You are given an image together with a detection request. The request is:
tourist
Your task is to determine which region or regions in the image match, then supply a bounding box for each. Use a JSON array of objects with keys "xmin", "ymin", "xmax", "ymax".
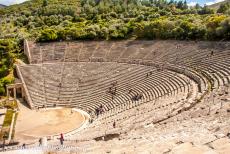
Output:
[
  {"xmin": 2, "ymin": 139, "xmax": 5, "ymax": 151},
  {"xmin": 60, "ymin": 133, "xmax": 64, "ymax": 145},
  {"xmin": 139, "ymin": 94, "xmax": 143, "ymax": 100},
  {"xmin": 128, "ymin": 89, "xmax": 132, "ymax": 94},
  {"xmin": 39, "ymin": 138, "xmax": 42, "ymax": 146},
  {"xmin": 22, "ymin": 143, "xmax": 26, "ymax": 149},
  {"xmin": 113, "ymin": 121, "xmax": 116, "ymax": 128},
  {"xmin": 211, "ymin": 50, "xmax": 214, "ymax": 56},
  {"xmin": 95, "ymin": 108, "xmax": 99, "ymax": 117},
  {"xmin": 99, "ymin": 105, "xmax": 104, "ymax": 114}
]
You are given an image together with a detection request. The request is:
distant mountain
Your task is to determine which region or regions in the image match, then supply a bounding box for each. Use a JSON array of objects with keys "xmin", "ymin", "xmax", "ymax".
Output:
[
  {"xmin": 0, "ymin": 4, "xmax": 6, "ymax": 8},
  {"xmin": 208, "ymin": 0, "xmax": 230, "ymax": 9},
  {"xmin": 0, "ymin": 0, "xmax": 80, "ymax": 15}
]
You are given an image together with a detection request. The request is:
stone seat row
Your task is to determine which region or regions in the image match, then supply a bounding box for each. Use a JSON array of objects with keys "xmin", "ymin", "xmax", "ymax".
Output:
[{"xmin": 19, "ymin": 63, "xmax": 191, "ymax": 113}]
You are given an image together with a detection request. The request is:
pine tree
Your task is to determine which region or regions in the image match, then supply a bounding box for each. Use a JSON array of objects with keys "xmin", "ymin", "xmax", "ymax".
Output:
[{"xmin": 43, "ymin": 0, "xmax": 48, "ymax": 7}]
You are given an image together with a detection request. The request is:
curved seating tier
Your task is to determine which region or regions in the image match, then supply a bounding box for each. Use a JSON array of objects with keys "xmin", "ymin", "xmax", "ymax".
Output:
[
  {"xmin": 19, "ymin": 62, "xmax": 191, "ymax": 113},
  {"xmin": 16, "ymin": 40, "xmax": 230, "ymax": 144},
  {"xmin": 5, "ymin": 40, "xmax": 230, "ymax": 153},
  {"xmin": 27, "ymin": 40, "xmax": 230, "ymax": 91}
]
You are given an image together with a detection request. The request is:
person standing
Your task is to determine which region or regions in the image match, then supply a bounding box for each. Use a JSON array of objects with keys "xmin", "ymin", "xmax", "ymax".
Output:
[
  {"xmin": 60, "ymin": 133, "xmax": 64, "ymax": 145},
  {"xmin": 39, "ymin": 138, "xmax": 42, "ymax": 146},
  {"xmin": 113, "ymin": 121, "xmax": 116, "ymax": 128},
  {"xmin": 22, "ymin": 143, "xmax": 26, "ymax": 149}
]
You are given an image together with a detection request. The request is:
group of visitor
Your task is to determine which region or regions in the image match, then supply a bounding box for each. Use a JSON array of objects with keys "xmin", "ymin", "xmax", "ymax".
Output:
[
  {"xmin": 95, "ymin": 104, "xmax": 104, "ymax": 117},
  {"xmin": 146, "ymin": 71, "xmax": 153, "ymax": 78},
  {"xmin": 39, "ymin": 133, "xmax": 64, "ymax": 146},
  {"xmin": 132, "ymin": 93, "xmax": 143, "ymax": 101}
]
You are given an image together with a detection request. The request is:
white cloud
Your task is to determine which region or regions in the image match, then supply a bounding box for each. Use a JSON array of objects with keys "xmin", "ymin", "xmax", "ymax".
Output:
[
  {"xmin": 0, "ymin": 0, "xmax": 28, "ymax": 6},
  {"xmin": 206, "ymin": 0, "xmax": 225, "ymax": 6},
  {"xmin": 188, "ymin": 2, "xmax": 197, "ymax": 7},
  {"xmin": 206, "ymin": 2, "xmax": 215, "ymax": 5}
]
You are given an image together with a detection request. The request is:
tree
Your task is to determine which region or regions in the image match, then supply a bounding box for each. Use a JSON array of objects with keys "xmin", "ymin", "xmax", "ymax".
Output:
[
  {"xmin": 206, "ymin": 15, "xmax": 227, "ymax": 39},
  {"xmin": 198, "ymin": 5, "xmax": 214, "ymax": 14},
  {"xmin": 195, "ymin": 3, "xmax": 201, "ymax": 10},
  {"xmin": 216, "ymin": 17, "xmax": 230, "ymax": 39},
  {"xmin": 217, "ymin": 3, "xmax": 230, "ymax": 14},
  {"xmin": 183, "ymin": 1, "xmax": 188, "ymax": 10},
  {"xmin": 176, "ymin": 1, "xmax": 184, "ymax": 9},
  {"xmin": 38, "ymin": 29, "xmax": 58, "ymax": 42},
  {"xmin": 42, "ymin": 0, "xmax": 48, "ymax": 7}
]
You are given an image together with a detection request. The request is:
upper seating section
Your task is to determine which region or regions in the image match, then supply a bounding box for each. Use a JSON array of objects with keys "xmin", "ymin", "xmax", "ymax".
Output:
[
  {"xmin": 26, "ymin": 40, "xmax": 230, "ymax": 91},
  {"xmin": 27, "ymin": 41, "xmax": 230, "ymax": 64}
]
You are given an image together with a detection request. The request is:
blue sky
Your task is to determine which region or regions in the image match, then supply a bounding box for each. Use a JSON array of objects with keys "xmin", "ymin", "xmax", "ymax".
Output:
[
  {"xmin": 0, "ymin": 0, "xmax": 226, "ymax": 6},
  {"xmin": 187, "ymin": 0, "xmax": 225, "ymax": 6}
]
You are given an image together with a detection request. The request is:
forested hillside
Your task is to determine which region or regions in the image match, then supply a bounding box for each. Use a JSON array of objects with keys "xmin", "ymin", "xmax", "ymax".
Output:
[
  {"xmin": 0, "ymin": 0, "xmax": 230, "ymax": 41},
  {"xmin": 0, "ymin": 39, "xmax": 22, "ymax": 95},
  {"xmin": 0, "ymin": 0, "xmax": 230, "ymax": 96}
]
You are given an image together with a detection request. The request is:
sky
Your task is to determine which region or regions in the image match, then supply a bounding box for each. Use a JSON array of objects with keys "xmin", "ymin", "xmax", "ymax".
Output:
[
  {"xmin": 187, "ymin": 0, "xmax": 225, "ymax": 6},
  {"xmin": 0, "ymin": 0, "xmax": 28, "ymax": 6},
  {"xmin": 0, "ymin": 0, "xmax": 226, "ymax": 6}
]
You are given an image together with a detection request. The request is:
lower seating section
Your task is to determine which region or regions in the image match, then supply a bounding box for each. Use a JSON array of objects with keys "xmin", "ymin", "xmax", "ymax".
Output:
[
  {"xmin": 71, "ymin": 87, "xmax": 197, "ymax": 140},
  {"xmin": 19, "ymin": 62, "xmax": 191, "ymax": 113}
]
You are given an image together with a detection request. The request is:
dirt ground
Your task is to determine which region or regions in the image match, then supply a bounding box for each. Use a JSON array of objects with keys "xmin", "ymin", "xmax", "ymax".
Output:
[{"xmin": 15, "ymin": 104, "xmax": 85, "ymax": 142}]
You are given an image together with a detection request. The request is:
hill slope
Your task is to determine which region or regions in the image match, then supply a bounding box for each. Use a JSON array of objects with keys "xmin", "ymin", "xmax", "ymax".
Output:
[
  {"xmin": 0, "ymin": 0, "xmax": 80, "ymax": 15},
  {"xmin": 208, "ymin": 0, "xmax": 230, "ymax": 9},
  {"xmin": 0, "ymin": 0, "xmax": 229, "ymax": 41},
  {"xmin": 0, "ymin": 4, "xmax": 6, "ymax": 8}
]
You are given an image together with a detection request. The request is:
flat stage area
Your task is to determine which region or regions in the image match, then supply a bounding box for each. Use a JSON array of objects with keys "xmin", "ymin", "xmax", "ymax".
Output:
[{"xmin": 15, "ymin": 104, "xmax": 85, "ymax": 142}]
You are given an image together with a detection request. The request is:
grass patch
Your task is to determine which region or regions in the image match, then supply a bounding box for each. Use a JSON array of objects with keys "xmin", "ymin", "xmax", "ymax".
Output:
[
  {"xmin": 0, "ymin": 109, "xmax": 15, "ymax": 141},
  {"xmin": 0, "ymin": 101, "xmax": 18, "ymax": 141},
  {"xmin": 11, "ymin": 112, "xmax": 18, "ymax": 139},
  {"xmin": 0, "ymin": 101, "xmax": 18, "ymax": 109},
  {"xmin": 2, "ymin": 109, "xmax": 14, "ymax": 127}
]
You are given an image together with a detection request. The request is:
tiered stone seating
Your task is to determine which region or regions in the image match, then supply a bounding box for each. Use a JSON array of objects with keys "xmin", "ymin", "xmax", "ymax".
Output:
[
  {"xmin": 26, "ymin": 41, "xmax": 230, "ymax": 91},
  {"xmin": 28, "ymin": 43, "xmax": 41, "ymax": 63},
  {"xmin": 79, "ymin": 42, "xmax": 97, "ymax": 62},
  {"xmin": 65, "ymin": 42, "xmax": 82, "ymax": 62},
  {"xmin": 92, "ymin": 41, "xmax": 113, "ymax": 59},
  {"xmin": 22, "ymin": 40, "xmax": 230, "ymax": 118},
  {"xmin": 70, "ymin": 86, "xmax": 197, "ymax": 141},
  {"xmin": 19, "ymin": 62, "xmax": 191, "ymax": 113},
  {"xmin": 13, "ymin": 40, "xmax": 230, "ymax": 153},
  {"xmin": 41, "ymin": 43, "xmax": 55, "ymax": 62}
]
